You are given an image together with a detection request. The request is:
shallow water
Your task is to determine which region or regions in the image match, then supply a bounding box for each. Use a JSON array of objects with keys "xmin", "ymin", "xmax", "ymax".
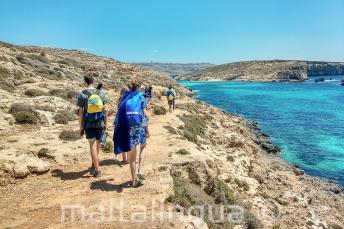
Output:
[{"xmin": 181, "ymin": 76, "xmax": 344, "ymax": 185}]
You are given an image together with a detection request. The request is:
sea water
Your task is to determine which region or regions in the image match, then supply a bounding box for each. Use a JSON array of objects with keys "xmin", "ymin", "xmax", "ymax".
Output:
[{"xmin": 181, "ymin": 75, "xmax": 344, "ymax": 186}]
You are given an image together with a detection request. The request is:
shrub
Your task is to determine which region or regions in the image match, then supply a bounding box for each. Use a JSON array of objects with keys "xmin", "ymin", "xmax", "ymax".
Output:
[
  {"xmin": 175, "ymin": 149, "xmax": 190, "ymax": 155},
  {"xmin": 180, "ymin": 114, "xmax": 206, "ymax": 144},
  {"xmin": 57, "ymin": 109, "xmax": 78, "ymax": 121},
  {"xmin": 10, "ymin": 103, "xmax": 41, "ymax": 124},
  {"xmin": 28, "ymin": 54, "xmax": 49, "ymax": 64},
  {"xmin": 10, "ymin": 103, "xmax": 34, "ymax": 114},
  {"xmin": 243, "ymin": 211, "xmax": 263, "ymax": 229},
  {"xmin": 59, "ymin": 130, "xmax": 80, "ymax": 141},
  {"xmin": 49, "ymin": 88, "xmax": 78, "ymax": 103},
  {"xmin": 34, "ymin": 105, "xmax": 55, "ymax": 112},
  {"xmin": 234, "ymin": 178, "xmax": 250, "ymax": 191},
  {"xmin": 0, "ymin": 79, "xmax": 14, "ymax": 93},
  {"xmin": 163, "ymin": 125, "xmax": 178, "ymax": 135},
  {"xmin": 54, "ymin": 113, "xmax": 68, "ymax": 124},
  {"xmin": 24, "ymin": 88, "xmax": 48, "ymax": 97},
  {"xmin": 13, "ymin": 111, "xmax": 38, "ymax": 124},
  {"xmin": 103, "ymin": 141, "xmax": 113, "ymax": 153},
  {"xmin": 0, "ymin": 65, "xmax": 11, "ymax": 78},
  {"xmin": 16, "ymin": 55, "xmax": 32, "ymax": 65},
  {"xmin": 153, "ymin": 106, "xmax": 166, "ymax": 115}
]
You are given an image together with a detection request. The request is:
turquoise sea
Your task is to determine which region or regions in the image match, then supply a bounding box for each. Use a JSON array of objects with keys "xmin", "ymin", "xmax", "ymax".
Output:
[{"xmin": 181, "ymin": 75, "xmax": 344, "ymax": 186}]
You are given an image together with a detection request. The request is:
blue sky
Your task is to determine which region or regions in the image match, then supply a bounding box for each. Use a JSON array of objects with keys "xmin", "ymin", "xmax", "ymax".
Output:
[{"xmin": 0, "ymin": 0, "xmax": 343, "ymax": 64}]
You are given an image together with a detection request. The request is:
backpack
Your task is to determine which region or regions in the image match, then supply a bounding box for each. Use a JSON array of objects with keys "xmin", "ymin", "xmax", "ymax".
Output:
[
  {"xmin": 83, "ymin": 89, "xmax": 104, "ymax": 122},
  {"xmin": 125, "ymin": 92, "xmax": 144, "ymax": 126},
  {"xmin": 167, "ymin": 90, "xmax": 175, "ymax": 101}
]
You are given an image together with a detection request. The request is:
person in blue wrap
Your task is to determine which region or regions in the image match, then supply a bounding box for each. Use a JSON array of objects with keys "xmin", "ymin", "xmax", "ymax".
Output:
[{"xmin": 113, "ymin": 79, "xmax": 149, "ymax": 187}]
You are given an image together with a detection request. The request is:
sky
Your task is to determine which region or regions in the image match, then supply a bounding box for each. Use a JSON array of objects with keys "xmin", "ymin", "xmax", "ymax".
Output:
[{"xmin": 0, "ymin": 0, "xmax": 343, "ymax": 64}]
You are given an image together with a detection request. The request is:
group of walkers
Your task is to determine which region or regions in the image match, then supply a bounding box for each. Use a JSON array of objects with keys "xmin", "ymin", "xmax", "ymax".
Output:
[{"xmin": 77, "ymin": 74, "xmax": 177, "ymax": 187}]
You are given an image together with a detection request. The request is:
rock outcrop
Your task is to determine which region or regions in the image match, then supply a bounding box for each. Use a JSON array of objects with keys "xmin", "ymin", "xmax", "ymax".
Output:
[{"xmin": 177, "ymin": 60, "xmax": 344, "ymax": 82}]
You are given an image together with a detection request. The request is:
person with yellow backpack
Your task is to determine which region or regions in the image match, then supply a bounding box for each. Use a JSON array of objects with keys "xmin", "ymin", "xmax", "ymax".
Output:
[
  {"xmin": 166, "ymin": 85, "xmax": 176, "ymax": 113},
  {"xmin": 77, "ymin": 74, "xmax": 108, "ymax": 178}
]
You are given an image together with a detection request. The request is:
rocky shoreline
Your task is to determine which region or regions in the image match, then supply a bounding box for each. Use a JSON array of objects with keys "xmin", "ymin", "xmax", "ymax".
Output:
[{"xmin": 177, "ymin": 60, "xmax": 344, "ymax": 82}]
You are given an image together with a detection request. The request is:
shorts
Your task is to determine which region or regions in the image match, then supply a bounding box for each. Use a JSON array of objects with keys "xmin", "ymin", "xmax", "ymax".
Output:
[
  {"xmin": 129, "ymin": 125, "xmax": 146, "ymax": 149},
  {"xmin": 168, "ymin": 100, "xmax": 174, "ymax": 106},
  {"xmin": 85, "ymin": 128, "xmax": 104, "ymax": 140}
]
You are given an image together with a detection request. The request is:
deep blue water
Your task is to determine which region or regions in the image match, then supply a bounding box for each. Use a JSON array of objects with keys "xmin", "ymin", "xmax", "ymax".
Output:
[{"xmin": 181, "ymin": 76, "xmax": 344, "ymax": 186}]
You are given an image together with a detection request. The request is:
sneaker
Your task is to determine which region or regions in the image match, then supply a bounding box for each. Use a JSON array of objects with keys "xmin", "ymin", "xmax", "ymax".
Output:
[
  {"xmin": 89, "ymin": 165, "xmax": 96, "ymax": 176},
  {"xmin": 137, "ymin": 173, "xmax": 145, "ymax": 181},
  {"xmin": 93, "ymin": 170, "xmax": 102, "ymax": 178}
]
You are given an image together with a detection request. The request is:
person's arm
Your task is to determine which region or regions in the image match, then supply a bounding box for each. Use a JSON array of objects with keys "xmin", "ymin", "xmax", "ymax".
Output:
[
  {"xmin": 103, "ymin": 104, "xmax": 108, "ymax": 132},
  {"xmin": 78, "ymin": 107, "xmax": 84, "ymax": 136},
  {"xmin": 77, "ymin": 94, "xmax": 85, "ymax": 136}
]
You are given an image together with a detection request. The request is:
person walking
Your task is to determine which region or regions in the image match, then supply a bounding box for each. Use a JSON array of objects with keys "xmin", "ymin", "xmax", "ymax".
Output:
[
  {"xmin": 166, "ymin": 85, "xmax": 176, "ymax": 112},
  {"xmin": 113, "ymin": 79, "xmax": 149, "ymax": 187},
  {"xmin": 116, "ymin": 86, "xmax": 130, "ymax": 163},
  {"xmin": 78, "ymin": 74, "xmax": 108, "ymax": 178}
]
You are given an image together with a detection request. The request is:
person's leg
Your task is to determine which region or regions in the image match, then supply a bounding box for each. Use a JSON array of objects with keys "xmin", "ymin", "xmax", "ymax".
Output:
[
  {"xmin": 137, "ymin": 144, "xmax": 146, "ymax": 177},
  {"xmin": 129, "ymin": 146, "xmax": 138, "ymax": 186},
  {"xmin": 89, "ymin": 139, "xmax": 100, "ymax": 171},
  {"xmin": 96, "ymin": 139, "xmax": 100, "ymax": 165},
  {"xmin": 122, "ymin": 152, "xmax": 128, "ymax": 162},
  {"xmin": 172, "ymin": 99, "xmax": 175, "ymax": 111}
]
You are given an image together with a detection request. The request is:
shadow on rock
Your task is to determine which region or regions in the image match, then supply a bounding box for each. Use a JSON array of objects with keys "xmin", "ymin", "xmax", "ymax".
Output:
[
  {"xmin": 90, "ymin": 179, "xmax": 133, "ymax": 192},
  {"xmin": 51, "ymin": 168, "xmax": 91, "ymax": 181}
]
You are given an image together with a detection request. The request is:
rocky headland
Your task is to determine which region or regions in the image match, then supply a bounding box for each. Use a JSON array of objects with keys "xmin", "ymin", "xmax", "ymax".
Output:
[
  {"xmin": 177, "ymin": 60, "xmax": 344, "ymax": 82},
  {"xmin": 0, "ymin": 42, "xmax": 343, "ymax": 228}
]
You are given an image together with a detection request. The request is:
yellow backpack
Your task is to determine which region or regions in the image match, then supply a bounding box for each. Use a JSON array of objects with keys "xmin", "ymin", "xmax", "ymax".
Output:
[
  {"xmin": 83, "ymin": 90, "xmax": 104, "ymax": 113},
  {"xmin": 168, "ymin": 94, "xmax": 174, "ymax": 101}
]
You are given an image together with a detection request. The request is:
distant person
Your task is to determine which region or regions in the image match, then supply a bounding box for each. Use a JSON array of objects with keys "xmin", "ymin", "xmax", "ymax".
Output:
[
  {"xmin": 144, "ymin": 84, "xmax": 153, "ymax": 107},
  {"xmin": 166, "ymin": 85, "xmax": 176, "ymax": 112},
  {"xmin": 113, "ymin": 79, "xmax": 149, "ymax": 187},
  {"xmin": 78, "ymin": 74, "xmax": 108, "ymax": 178}
]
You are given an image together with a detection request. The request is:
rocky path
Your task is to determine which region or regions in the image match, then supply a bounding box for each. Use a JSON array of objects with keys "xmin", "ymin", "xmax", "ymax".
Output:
[{"xmin": 0, "ymin": 109, "xmax": 197, "ymax": 229}]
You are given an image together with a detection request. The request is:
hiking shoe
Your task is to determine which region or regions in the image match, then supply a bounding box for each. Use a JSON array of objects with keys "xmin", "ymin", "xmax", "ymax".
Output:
[
  {"xmin": 89, "ymin": 165, "xmax": 96, "ymax": 176},
  {"xmin": 137, "ymin": 173, "xmax": 145, "ymax": 181},
  {"xmin": 93, "ymin": 170, "xmax": 102, "ymax": 178}
]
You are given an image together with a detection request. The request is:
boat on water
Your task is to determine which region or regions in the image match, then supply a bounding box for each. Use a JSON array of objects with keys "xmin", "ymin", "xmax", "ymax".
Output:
[{"xmin": 315, "ymin": 78, "xmax": 325, "ymax": 83}]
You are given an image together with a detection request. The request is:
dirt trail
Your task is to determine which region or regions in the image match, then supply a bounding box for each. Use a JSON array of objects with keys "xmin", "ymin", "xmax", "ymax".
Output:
[{"xmin": 0, "ymin": 109, "xmax": 195, "ymax": 229}]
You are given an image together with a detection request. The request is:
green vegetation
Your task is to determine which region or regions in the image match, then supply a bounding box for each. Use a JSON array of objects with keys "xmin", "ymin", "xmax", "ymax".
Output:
[
  {"xmin": 59, "ymin": 130, "xmax": 80, "ymax": 141},
  {"xmin": 153, "ymin": 106, "xmax": 166, "ymax": 115},
  {"xmin": 49, "ymin": 88, "xmax": 78, "ymax": 103},
  {"xmin": 57, "ymin": 109, "xmax": 78, "ymax": 121},
  {"xmin": 53, "ymin": 113, "xmax": 68, "ymax": 124},
  {"xmin": 27, "ymin": 53, "xmax": 49, "ymax": 64},
  {"xmin": 0, "ymin": 79, "xmax": 14, "ymax": 93},
  {"xmin": 227, "ymin": 136, "xmax": 245, "ymax": 148},
  {"xmin": 16, "ymin": 54, "xmax": 32, "ymax": 65},
  {"xmin": 234, "ymin": 178, "xmax": 250, "ymax": 191},
  {"xmin": 167, "ymin": 175, "xmax": 262, "ymax": 228},
  {"xmin": 175, "ymin": 149, "xmax": 190, "ymax": 155},
  {"xmin": 34, "ymin": 105, "xmax": 55, "ymax": 112},
  {"xmin": 10, "ymin": 103, "xmax": 40, "ymax": 124},
  {"xmin": 0, "ymin": 65, "xmax": 11, "ymax": 78},
  {"xmin": 103, "ymin": 141, "xmax": 114, "ymax": 153},
  {"xmin": 14, "ymin": 111, "xmax": 38, "ymax": 124},
  {"xmin": 24, "ymin": 88, "xmax": 48, "ymax": 97},
  {"xmin": 180, "ymin": 114, "xmax": 207, "ymax": 144},
  {"xmin": 163, "ymin": 125, "xmax": 178, "ymax": 135}
]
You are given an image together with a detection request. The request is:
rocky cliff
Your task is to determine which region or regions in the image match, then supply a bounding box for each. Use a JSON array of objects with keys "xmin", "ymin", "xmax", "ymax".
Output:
[
  {"xmin": 0, "ymin": 42, "xmax": 343, "ymax": 228},
  {"xmin": 133, "ymin": 62, "xmax": 214, "ymax": 77},
  {"xmin": 177, "ymin": 60, "xmax": 344, "ymax": 82}
]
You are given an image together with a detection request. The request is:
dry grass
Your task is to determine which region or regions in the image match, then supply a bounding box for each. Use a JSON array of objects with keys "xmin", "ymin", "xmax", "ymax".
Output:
[
  {"xmin": 59, "ymin": 130, "xmax": 80, "ymax": 141},
  {"xmin": 24, "ymin": 89, "xmax": 48, "ymax": 97}
]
